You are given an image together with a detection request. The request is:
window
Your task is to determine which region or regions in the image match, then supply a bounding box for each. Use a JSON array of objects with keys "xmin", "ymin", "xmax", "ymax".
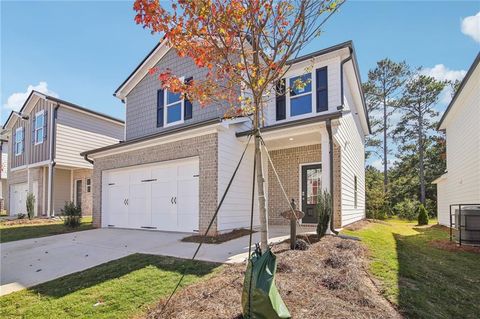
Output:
[
  {"xmin": 34, "ymin": 110, "xmax": 45, "ymax": 144},
  {"xmin": 86, "ymin": 178, "xmax": 91, "ymax": 193},
  {"xmin": 354, "ymin": 175, "xmax": 358, "ymax": 209},
  {"xmin": 289, "ymin": 73, "xmax": 312, "ymax": 117},
  {"xmin": 15, "ymin": 127, "xmax": 24, "ymax": 156},
  {"xmin": 316, "ymin": 67, "xmax": 328, "ymax": 112},
  {"xmin": 166, "ymin": 90, "xmax": 183, "ymax": 125}
]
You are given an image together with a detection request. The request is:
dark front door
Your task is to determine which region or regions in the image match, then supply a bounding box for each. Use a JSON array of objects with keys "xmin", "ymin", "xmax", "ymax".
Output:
[
  {"xmin": 75, "ymin": 180, "xmax": 82, "ymax": 209},
  {"xmin": 301, "ymin": 164, "xmax": 322, "ymax": 224}
]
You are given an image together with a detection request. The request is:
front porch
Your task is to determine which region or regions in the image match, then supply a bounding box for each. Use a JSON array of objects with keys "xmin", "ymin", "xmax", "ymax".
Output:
[{"xmin": 258, "ymin": 122, "xmax": 342, "ymax": 229}]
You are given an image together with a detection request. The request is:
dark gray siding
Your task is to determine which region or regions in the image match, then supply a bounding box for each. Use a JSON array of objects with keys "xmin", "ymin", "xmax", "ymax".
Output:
[{"xmin": 125, "ymin": 49, "xmax": 229, "ymax": 140}]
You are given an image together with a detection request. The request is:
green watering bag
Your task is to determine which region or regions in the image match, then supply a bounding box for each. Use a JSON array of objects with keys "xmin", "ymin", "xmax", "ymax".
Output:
[{"xmin": 242, "ymin": 247, "xmax": 291, "ymax": 319}]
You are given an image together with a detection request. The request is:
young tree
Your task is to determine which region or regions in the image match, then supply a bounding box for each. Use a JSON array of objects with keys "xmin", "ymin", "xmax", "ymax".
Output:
[
  {"xmin": 133, "ymin": 0, "xmax": 343, "ymax": 251},
  {"xmin": 363, "ymin": 59, "xmax": 410, "ymax": 195},
  {"xmin": 394, "ymin": 74, "xmax": 446, "ymax": 204}
]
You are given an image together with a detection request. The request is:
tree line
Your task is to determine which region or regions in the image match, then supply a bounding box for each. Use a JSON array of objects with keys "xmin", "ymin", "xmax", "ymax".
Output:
[{"xmin": 363, "ymin": 59, "xmax": 455, "ymax": 220}]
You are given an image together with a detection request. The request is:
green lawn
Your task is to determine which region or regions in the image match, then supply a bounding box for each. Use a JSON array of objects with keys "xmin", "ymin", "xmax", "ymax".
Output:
[
  {"xmin": 0, "ymin": 217, "xmax": 93, "ymax": 243},
  {"xmin": 343, "ymin": 219, "xmax": 480, "ymax": 319},
  {"xmin": 0, "ymin": 254, "xmax": 220, "ymax": 319}
]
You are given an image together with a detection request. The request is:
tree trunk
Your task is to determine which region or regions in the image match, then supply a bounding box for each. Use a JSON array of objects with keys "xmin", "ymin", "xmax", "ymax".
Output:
[
  {"xmin": 418, "ymin": 112, "xmax": 426, "ymax": 204},
  {"xmin": 382, "ymin": 87, "xmax": 388, "ymax": 195},
  {"xmin": 254, "ymin": 134, "xmax": 269, "ymax": 251}
]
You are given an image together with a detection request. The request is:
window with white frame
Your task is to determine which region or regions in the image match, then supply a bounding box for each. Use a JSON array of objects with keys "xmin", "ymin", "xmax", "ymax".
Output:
[
  {"xmin": 15, "ymin": 127, "xmax": 24, "ymax": 156},
  {"xmin": 289, "ymin": 73, "xmax": 312, "ymax": 117},
  {"xmin": 34, "ymin": 110, "xmax": 45, "ymax": 144},
  {"xmin": 86, "ymin": 178, "xmax": 91, "ymax": 193},
  {"xmin": 165, "ymin": 90, "xmax": 184, "ymax": 125}
]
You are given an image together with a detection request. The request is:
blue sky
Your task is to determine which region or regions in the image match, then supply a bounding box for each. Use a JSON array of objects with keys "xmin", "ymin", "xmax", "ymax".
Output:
[{"xmin": 1, "ymin": 1, "xmax": 479, "ymax": 166}]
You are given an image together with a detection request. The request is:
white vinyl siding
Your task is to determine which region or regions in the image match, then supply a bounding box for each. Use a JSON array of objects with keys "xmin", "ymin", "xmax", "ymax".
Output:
[
  {"xmin": 437, "ymin": 65, "xmax": 480, "ymax": 226},
  {"xmin": 217, "ymin": 123, "xmax": 259, "ymax": 232}
]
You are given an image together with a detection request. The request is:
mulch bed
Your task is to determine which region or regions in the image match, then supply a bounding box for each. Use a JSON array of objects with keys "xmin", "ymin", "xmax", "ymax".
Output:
[
  {"xmin": 146, "ymin": 236, "xmax": 400, "ymax": 319},
  {"xmin": 430, "ymin": 239, "xmax": 480, "ymax": 254},
  {"xmin": 181, "ymin": 228, "xmax": 255, "ymax": 244},
  {"xmin": 0, "ymin": 217, "xmax": 63, "ymax": 226}
]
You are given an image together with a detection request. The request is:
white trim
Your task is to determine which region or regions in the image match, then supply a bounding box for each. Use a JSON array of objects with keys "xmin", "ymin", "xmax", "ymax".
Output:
[
  {"xmin": 86, "ymin": 178, "xmax": 92, "ymax": 193},
  {"xmin": 164, "ymin": 83, "xmax": 185, "ymax": 127},
  {"xmin": 73, "ymin": 178, "xmax": 82, "ymax": 206},
  {"xmin": 115, "ymin": 39, "xmax": 170, "ymax": 100},
  {"xmin": 14, "ymin": 127, "xmax": 24, "ymax": 156},
  {"xmin": 298, "ymin": 161, "xmax": 322, "ymax": 221},
  {"xmin": 34, "ymin": 110, "xmax": 45, "ymax": 145}
]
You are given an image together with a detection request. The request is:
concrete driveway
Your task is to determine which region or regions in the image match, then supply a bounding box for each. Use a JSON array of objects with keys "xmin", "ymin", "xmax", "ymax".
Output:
[{"xmin": 0, "ymin": 226, "xmax": 301, "ymax": 296}]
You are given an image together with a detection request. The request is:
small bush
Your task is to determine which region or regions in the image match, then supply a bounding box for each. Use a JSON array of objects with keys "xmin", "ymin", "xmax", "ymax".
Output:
[
  {"xmin": 26, "ymin": 193, "xmax": 35, "ymax": 220},
  {"xmin": 61, "ymin": 201, "xmax": 82, "ymax": 228},
  {"xmin": 316, "ymin": 190, "xmax": 332, "ymax": 239},
  {"xmin": 17, "ymin": 213, "xmax": 26, "ymax": 219},
  {"xmin": 393, "ymin": 198, "xmax": 420, "ymax": 220},
  {"xmin": 417, "ymin": 204, "xmax": 429, "ymax": 226}
]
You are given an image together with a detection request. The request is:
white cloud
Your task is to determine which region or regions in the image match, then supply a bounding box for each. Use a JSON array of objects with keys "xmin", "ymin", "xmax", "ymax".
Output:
[
  {"xmin": 421, "ymin": 64, "xmax": 467, "ymax": 82},
  {"xmin": 461, "ymin": 12, "xmax": 480, "ymax": 42},
  {"xmin": 3, "ymin": 82, "xmax": 58, "ymax": 112}
]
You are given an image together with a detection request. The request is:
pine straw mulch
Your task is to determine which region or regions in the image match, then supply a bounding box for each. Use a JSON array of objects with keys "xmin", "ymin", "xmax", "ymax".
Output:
[
  {"xmin": 0, "ymin": 217, "xmax": 63, "ymax": 226},
  {"xmin": 181, "ymin": 228, "xmax": 255, "ymax": 244},
  {"xmin": 430, "ymin": 239, "xmax": 480, "ymax": 254},
  {"xmin": 146, "ymin": 236, "xmax": 401, "ymax": 319}
]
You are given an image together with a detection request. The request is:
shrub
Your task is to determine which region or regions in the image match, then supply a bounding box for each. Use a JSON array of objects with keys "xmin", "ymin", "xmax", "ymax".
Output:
[
  {"xmin": 417, "ymin": 204, "xmax": 429, "ymax": 226},
  {"xmin": 316, "ymin": 190, "xmax": 332, "ymax": 239},
  {"xmin": 61, "ymin": 201, "xmax": 82, "ymax": 228},
  {"xmin": 17, "ymin": 213, "xmax": 26, "ymax": 219},
  {"xmin": 393, "ymin": 198, "xmax": 420, "ymax": 220},
  {"xmin": 26, "ymin": 193, "xmax": 35, "ymax": 220}
]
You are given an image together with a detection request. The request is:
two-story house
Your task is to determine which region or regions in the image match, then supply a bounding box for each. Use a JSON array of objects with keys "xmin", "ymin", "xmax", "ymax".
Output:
[
  {"xmin": 433, "ymin": 53, "xmax": 480, "ymax": 226},
  {"xmin": 83, "ymin": 40, "xmax": 370, "ymax": 235},
  {"xmin": 2, "ymin": 91, "xmax": 124, "ymax": 217}
]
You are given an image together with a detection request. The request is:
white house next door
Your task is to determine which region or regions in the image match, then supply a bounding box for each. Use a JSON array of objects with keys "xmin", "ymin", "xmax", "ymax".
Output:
[{"xmin": 102, "ymin": 158, "xmax": 199, "ymax": 233}]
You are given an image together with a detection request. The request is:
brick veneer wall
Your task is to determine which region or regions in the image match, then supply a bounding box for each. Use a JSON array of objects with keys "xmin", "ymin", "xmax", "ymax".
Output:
[
  {"xmin": 72, "ymin": 169, "xmax": 93, "ymax": 216},
  {"xmin": 267, "ymin": 143, "xmax": 342, "ymax": 228},
  {"xmin": 92, "ymin": 133, "xmax": 218, "ymax": 235}
]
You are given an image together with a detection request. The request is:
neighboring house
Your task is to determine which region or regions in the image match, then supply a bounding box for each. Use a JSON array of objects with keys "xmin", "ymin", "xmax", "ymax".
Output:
[
  {"xmin": 0, "ymin": 140, "xmax": 7, "ymax": 212},
  {"xmin": 433, "ymin": 53, "xmax": 480, "ymax": 226},
  {"xmin": 2, "ymin": 91, "xmax": 124, "ymax": 217},
  {"xmin": 83, "ymin": 40, "xmax": 370, "ymax": 235}
]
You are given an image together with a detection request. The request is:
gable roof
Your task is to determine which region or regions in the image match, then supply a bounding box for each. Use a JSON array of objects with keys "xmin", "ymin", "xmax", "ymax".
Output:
[
  {"xmin": 437, "ymin": 52, "xmax": 480, "ymax": 131},
  {"xmin": 114, "ymin": 40, "xmax": 370, "ymax": 131},
  {"xmin": 3, "ymin": 90, "xmax": 124, "ymax": 130}
]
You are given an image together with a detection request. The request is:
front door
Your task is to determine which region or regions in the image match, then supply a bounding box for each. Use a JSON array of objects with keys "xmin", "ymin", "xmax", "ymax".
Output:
[
  {"xmin": 75, "ymin": 180, "xmax": 83, "ymax": 209},
  {"xmin": 301, "ymin": 164, "xmax": 322, "ymax": 224}
]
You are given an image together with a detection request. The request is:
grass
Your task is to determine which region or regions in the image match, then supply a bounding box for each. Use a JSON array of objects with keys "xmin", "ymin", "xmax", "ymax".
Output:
[
  {"xmin": 0, "ymin": 253, "xmax": 220, "ymax": 319},
  {"xmin": 343, "ymin": 218, "xmax": 480, "ymax": 319},
  {"xmin": 0, "ymin": 217, "xmax": 93, "ymax": 243}
]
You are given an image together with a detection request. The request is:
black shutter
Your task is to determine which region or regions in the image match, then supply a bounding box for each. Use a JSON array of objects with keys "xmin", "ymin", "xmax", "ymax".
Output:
[
  {"xmin": 12, "ymin": 130, "xmax": 16, "ymax": 154},
  {"xmin": 275, "ymin": 79, "xmax": 286, "ymax": 121},
  {"xmin": 157, "ymin": 89, "xmax": 164, "ymax": 127},
  {"xmin": 22, "ymin": 127, "xmax": 25, "ymax": 153},
  {"xmin": 43, "ymin": 110, "xmax": 48, "ymax": 141},
  {"xmin": 32, "ymin": 116, "xmax": 36, "ymax": 145},
  {"xmin": 184, "ymin": 77, "xmax": 193, "ymax": 120},
  {"xmin": 316, "ymin": 67, "xmax": 328, "ymax": 112}
]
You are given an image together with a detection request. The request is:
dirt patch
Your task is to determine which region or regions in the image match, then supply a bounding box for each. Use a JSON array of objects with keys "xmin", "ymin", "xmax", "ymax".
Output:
[
  {"xmin": 0, "ymin": 217, "xmax": 63, "ymax": 227},
  {"xmin": 430, "ymin": 239, "xmax": 480, "ymax": 254},
  {"xmin": 343, "ymin": 219, "xmax": 384, "ymax": 231},
  {"xmin": 181, "ymin": 229, "xmax": 255, "ymax": 244},
  {"xmin": 146, "ymin": 236, "xmax": 400, "ymax": 319}
]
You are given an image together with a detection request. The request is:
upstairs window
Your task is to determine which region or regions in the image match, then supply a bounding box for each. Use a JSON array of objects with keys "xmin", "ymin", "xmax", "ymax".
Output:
[
  {"xmin": 289, "ymin": 73, "xmax": 312, "ymax": 117},
  {"xmin": 316, "ymin": 67, "xmax": 328, "ymax": 112},
  {"xmin": 15, "ymin": 127, "xmax": 24, "ymax": 156},
  {"xmin": 165, "ymin": 90, "xmax": 183, "ymax": 125},
  {"xmin": 34, "ymin": 110, "xmax": 45, "ymax": 144}
]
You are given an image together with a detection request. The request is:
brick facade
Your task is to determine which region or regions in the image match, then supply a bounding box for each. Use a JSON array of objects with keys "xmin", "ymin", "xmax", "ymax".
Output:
[
  {"xmin": 267, "ymin": 143, "xmax": 342, "ymax": 228},
  {"xmin": 72, "ymin": 169, "xmax": 93, "ymax": 216},
  {"xmin": 92, "ymin": 133, "xmax": 218, "ymax": 235}
]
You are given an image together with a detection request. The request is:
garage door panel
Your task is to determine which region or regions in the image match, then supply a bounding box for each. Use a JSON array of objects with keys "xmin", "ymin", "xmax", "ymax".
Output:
[
  {"xmin": 10, "ymin": 183, "xmax": 28, "ymax": 216},
  {"xmin": 102, "ymin": 158, "xmax": 199, "ymax": 232}
]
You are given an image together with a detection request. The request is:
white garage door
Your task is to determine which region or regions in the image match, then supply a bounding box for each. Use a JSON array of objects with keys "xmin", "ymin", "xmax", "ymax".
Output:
[
  {"xmin": 102, "ymin": 158, "xmax": 199, "ymax": 232},
  {"xmin": 10, "ymin": 183, "xmax": 28, "ymax": 216}
]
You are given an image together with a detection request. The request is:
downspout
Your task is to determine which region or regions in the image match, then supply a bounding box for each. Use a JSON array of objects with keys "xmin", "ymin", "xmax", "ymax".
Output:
[
  {"xmin": 340, "ymin": 49, "xmax": 353, "ymax": 108},
  {"xmin": 326, "ymin": 119, "xmax": 338, "ymax": 235},
  {"xmin": 47, "ymin": 104, "xmax": 60, "ymax": 216},
  {"xmin": 84, "ymin": 153, "xmax": 93, "ymax": 165}
]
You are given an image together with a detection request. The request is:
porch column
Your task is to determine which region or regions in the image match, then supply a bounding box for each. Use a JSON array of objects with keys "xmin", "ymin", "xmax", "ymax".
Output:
[
  {"xmin": 47, "ymin": 163, "xmax": 54, "ymax": 217},
  {"xmin": 320, "ymin": 128, "xmax": 331, "ymax": 193}
]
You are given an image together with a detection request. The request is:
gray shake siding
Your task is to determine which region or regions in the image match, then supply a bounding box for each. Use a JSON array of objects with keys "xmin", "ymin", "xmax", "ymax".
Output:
[{"xmin": 125, "ymin": 49, "xmax": 228, "ymax": 140}]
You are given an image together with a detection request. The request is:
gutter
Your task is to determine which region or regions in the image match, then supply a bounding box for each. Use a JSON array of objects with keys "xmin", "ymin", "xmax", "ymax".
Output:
[
  {"xmin": 340, "ymin": 52, "xmax": 353, "ymax": 107},
  {"xmin": 326, "ymin": 119, "xmax": 338, "ymax": 235}
]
